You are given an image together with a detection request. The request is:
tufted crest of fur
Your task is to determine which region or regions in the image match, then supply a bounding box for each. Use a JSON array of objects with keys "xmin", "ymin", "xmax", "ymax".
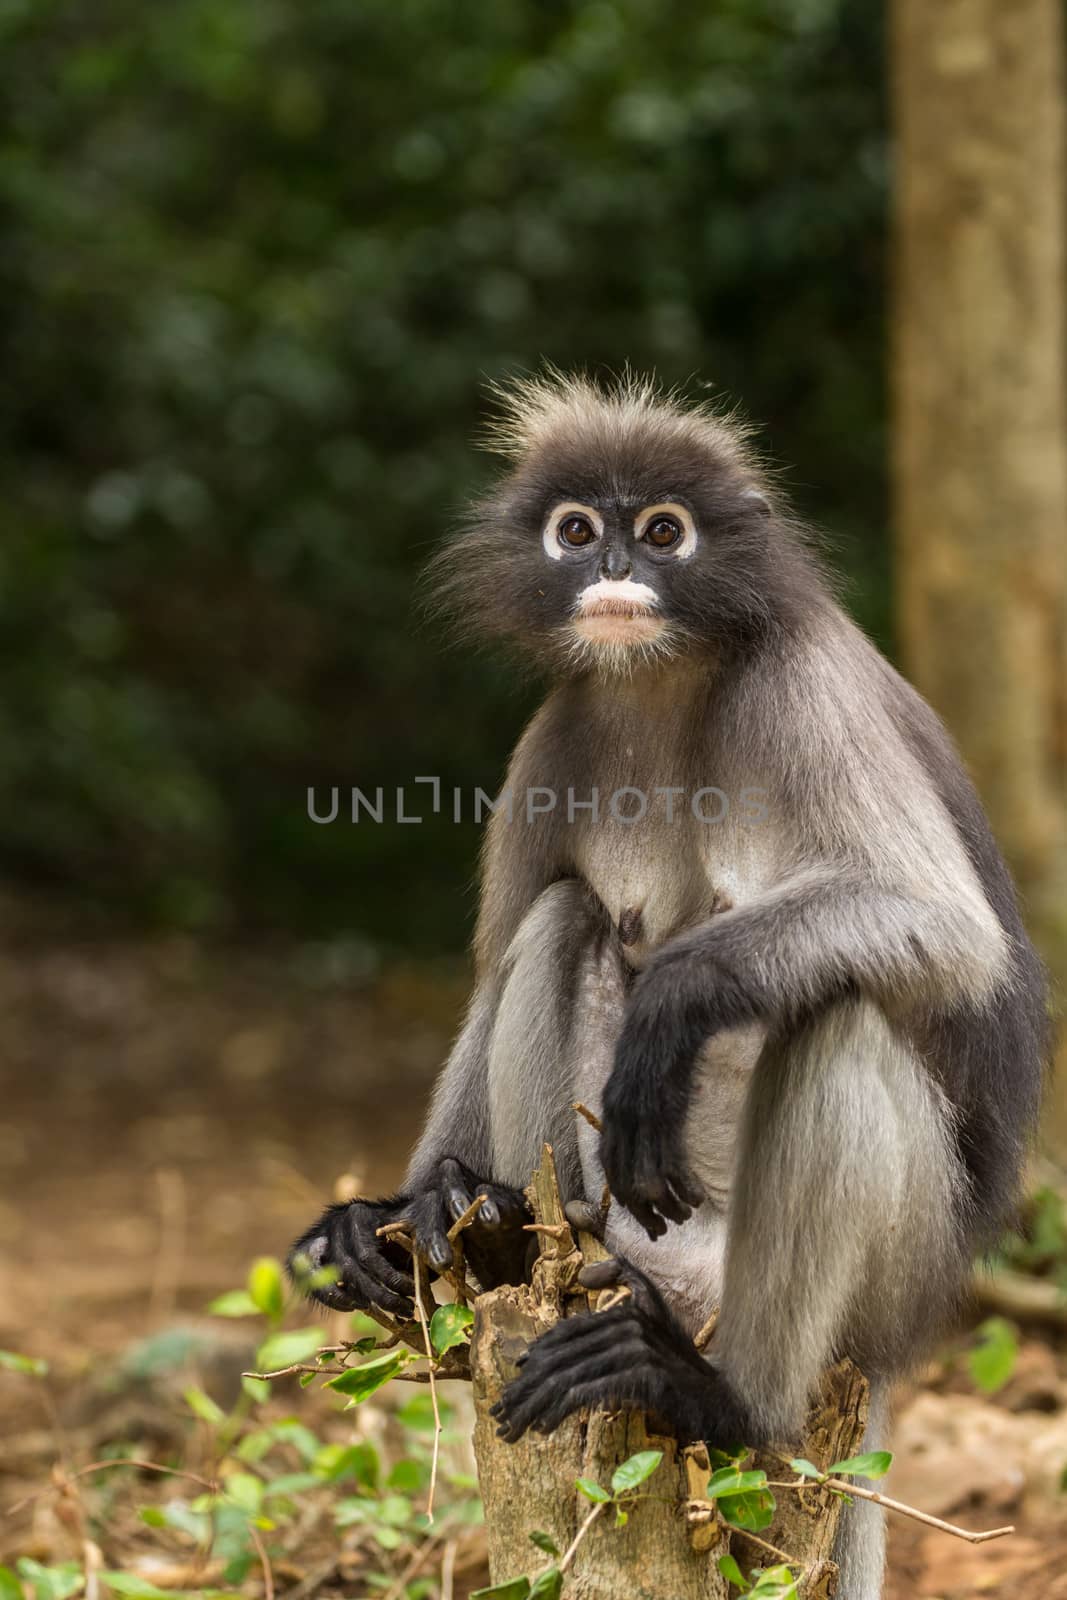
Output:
[{"xmin": 479, "ymin": 366, "xmax": 758, "ymax": 472}]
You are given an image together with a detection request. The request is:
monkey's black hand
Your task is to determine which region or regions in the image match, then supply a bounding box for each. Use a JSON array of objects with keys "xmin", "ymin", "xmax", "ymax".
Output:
[
  {"xmin": 599, "ymin": 944, "xmax": 764, "ymax": 1238},
  {"xmin": 288, "ymin": 1158, "xmax": 531, "ymax": 1318},
  {"xmin": 598, "ymin": 984, "xmax": 707, "ymax": 1239},
  {"xmin": 491, "ymin": 1257, "xmax": 752, "ymax": 1449}
]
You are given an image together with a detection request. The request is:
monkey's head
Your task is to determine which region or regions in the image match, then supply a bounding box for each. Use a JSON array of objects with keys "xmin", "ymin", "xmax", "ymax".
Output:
[{"xmin": 427, "ymin": 370, "xmax": 824, "ymax": 675}]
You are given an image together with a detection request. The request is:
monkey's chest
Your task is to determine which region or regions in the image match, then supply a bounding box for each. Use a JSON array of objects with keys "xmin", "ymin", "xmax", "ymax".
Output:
[{"xmin": 575, "ymin": 807, "xmax": 745, "ymax": 966}]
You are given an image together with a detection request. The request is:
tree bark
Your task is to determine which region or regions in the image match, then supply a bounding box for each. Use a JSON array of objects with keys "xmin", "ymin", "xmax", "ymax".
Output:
[
  {"xmin": 891, "ymin": 0, "xmax": 1067, "ymax": 1139},
  {"xmin": 469, "ymin": 1147, "xmax": 868, "ymax": 1598}
]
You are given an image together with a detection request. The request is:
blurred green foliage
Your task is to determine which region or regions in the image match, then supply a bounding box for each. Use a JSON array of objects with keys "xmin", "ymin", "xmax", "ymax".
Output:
[{"xmin": 0, "ymin": 0, "xmax": 886, "ymax": 953}]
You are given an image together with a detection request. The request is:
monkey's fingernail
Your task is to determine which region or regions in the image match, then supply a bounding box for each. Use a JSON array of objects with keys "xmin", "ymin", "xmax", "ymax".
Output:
[
  {"xmin": 480, "ymin": 1199, "xmax": 500, "ymax": 1225},
  {"xmin": 579, "ymin": 1260, "xmax": 621, "ymax": 1290},
  {"xmin": 447, "ymin": 1187, "xmax": 471, "ymax": 1219}
]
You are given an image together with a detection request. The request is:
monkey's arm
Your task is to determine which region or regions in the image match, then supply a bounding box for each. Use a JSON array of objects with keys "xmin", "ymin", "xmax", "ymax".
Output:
[
  {"xmin": 600, "ymin": 869, "xmax": 1006, "ymax": 1235},
  {"xmin": 289, "ymin": 990, "xmax": 532, "ymax": 1314},
  {"xmin": 291, "ymin": 745, "xmax": 567, "ymax": 1315}
]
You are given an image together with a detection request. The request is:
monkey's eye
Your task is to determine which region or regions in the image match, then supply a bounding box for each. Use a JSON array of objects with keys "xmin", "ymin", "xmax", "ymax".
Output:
[
  {"xmin": 645, "ymin": 516, "xmax": 683, "ymax": 549},
  {"xmin": 558, "ymin": 515, "xmax": 597, "ymax": 549}
]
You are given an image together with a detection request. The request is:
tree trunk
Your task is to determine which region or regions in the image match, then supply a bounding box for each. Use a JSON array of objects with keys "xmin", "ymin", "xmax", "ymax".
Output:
[
  {"xmin": 470, "ymin": 1147, "xmax": 868, "ymax": 1598},
  {"xmin": 891, "ymin": 0, "xmax": 1067, "ymax": 1140}
]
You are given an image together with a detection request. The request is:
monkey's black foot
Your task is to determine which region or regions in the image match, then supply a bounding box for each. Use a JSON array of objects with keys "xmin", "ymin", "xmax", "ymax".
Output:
[
  {"xmin": 288, "ymin": 1158, "xmax": 531, "ymax": 1318},
  {"xmin": 491, "ymin": 1257, "xmax": 751, "ymax": 1449}
]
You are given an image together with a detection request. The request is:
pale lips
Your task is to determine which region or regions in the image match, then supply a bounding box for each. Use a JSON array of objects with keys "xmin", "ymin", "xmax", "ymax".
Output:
[{"xmin": 574, "ymin": 586, "xmax": 663, "ymax": 644}]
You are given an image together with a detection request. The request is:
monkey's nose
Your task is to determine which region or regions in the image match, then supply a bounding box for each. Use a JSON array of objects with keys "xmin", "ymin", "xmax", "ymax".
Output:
[{"xmin": 601, "ymin": 548, "xmax": 632, "ymax": 581}]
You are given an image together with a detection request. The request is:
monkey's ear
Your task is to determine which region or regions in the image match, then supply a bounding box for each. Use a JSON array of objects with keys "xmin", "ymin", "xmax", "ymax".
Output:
[{"xmin": 742, "ymin": 486, "xmax": 773, "ymax": 515}]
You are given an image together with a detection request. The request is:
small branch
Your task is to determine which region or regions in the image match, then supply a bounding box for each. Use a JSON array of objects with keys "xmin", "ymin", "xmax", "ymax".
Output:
[
  {"xmin": 7, "ymin": 1458, "xmax": 219, "ymax": 1519},
  {"xmin": 440, "ymin": 1539, "xmax": 457, "ymax": 1600},
  {"xmin": 571, "ymin": 1100, "xmax": 603, "ymax": 1133},
  {"xmin": 412, "ymin": 1255, "xmax": 443, "ymax": 1522},
  {"xmin": 379, "ymin": 1534, "xmax": 444, "ymax": 1600},
  {"xmin": 820, "ymin": 1479, "xmax": 1014, "ymax": 1544},
  {"xmin": 243, "ymin": 1363, "xmax": 345, "ymax": 1381},
  {"xmin": 247, "ymin": 1519, "xmax": 275, "ymax": 1600},
  {"xmin": 973, "ymin": 1266, "xmax": 1067, "ymax": 1327},
  {"xmin": 693, "ymin": 1309, "xmax": 719, "ymax": 1350},
  {"xmin": 559, "ymin": 1500, "xmax": 606, "ymax": 1573},
  {"xmin": 732, "ymin": 1527, "xmax": 800, "ymax": 1568},
  {"xmin": 523, "ymin": 1223, "xmax": 571, "ymax": 1239},
  {"xmin": 447, "ymin": 1195, "xmax": 488, "ymax": 1241}
]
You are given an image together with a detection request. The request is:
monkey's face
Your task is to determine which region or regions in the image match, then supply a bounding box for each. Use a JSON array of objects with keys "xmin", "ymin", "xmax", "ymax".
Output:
[
  {"xmin": 539, "ymin": 496, "xmax": 709, "ymax": 664},
  {"xmin": 428, "ymin": 375, "xmax": 813, "ymax": 674}
]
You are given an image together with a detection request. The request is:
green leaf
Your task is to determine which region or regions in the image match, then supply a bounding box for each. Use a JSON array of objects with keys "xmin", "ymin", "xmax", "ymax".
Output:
[
  {"xmin": 528, "ymin": 1532, "xmax": 559, "ymax": 1557},
  {"xmin": 99, "ymin": 1577, "xmax": 180, "ymax": 1599},
  {"xmin": 748, "ymin": 1565, "xmax": 799, "ymax": 1599},
  {"xmin": 207, "ymin": 1290, "xmax": 260, "ymax": 1318},
  {"xmin": 255, "ymin": 1327, "xmax": 324, "ymax": 1370},
  {"xmin": 705, "ymin": 1467, "xmax": 770, "ymax": 1499},
  {"xmin": 396, "ymin": 1393, "xmax": 454, "ymax": 1432},
  {"xmin": 527, "ymin": 1570, "xmax": 562, "ymax": 1600},
  {"xmin": 611, "ymin": 1449, "xmax": 663, "ymax": 1494},
  {"xmin": 138, "ymin": 1508, "xmax": 166, "ymax": 1528},
  {"xmin": 242, "ymin": 1376, "xmax": 271, "ymax": 1403},
  {"xmin": 575, "ymin": 1478, "xmax": 611, "ymax": 1503},
  {"xmin": 968, "ymin": 1317, "xmax": 1019, "ymax": 1396},
  {"xmin": 248, "ymin": 1257, "xmax": 285, "ymax": 1318},
  {"xmin": 718, "ymin": 1489, "xmax": 777, "ymax": 1532},
  {"xmin": 333, "ymin": 1495, "xmax": 379, "ymax": 1529},
  {"xmin": 17, "ymin": 1563, "xmax": 83, "ymax": 1600},
  {"xmin": 614, "ymin": 1508, "xmax": 628, "ymax": 1527},
  {"xmin": 222, "ymin": 1472, "xmax": 263, "ymax": 1514},
  {"xmin": 470, "ymin": 1581, "xmax": 531, "ymax": 1600},
  {"xmin": 387, "ymin": 1458, "xmax": 426, "ymax": 1493},
  {"xmin": 377, "ymin": 1494, "xmax": 414, "ymax": 1527},
  {"xmin": 429, "ymin": 1302, "xmax": 474, "ymax": 1355},
  {"xmin": 718, "ymin": 1553, "xmax": 749, "ymax": 1591},
  {"xmin": 0, "ymin": 1569, "xmax": 23, "ymax": 1600},
  {"xmin": 0, "ymin": 1350, "xmax": 48, "ymax": 1378},
  {"xmin": 826, "ymin": 1451, "xmax": 893, "ymax": 1480},
  {"xmin": 316, "ymin": 1441, "xmax": 380, "ymax": 1486},
  {"xmin": 789, "ymin": 1457, "xmax": 824, "ymax": 1481},
  {"xmin": 184, "ymin": 1387, "xmax": 226, "ymax": 1426},
  {"xmin": 325, "ymin": 1349, "xmax": 406, "ymax": 1401},
  {"xmin": 263, "ymin": 1472, "xmax": 321, "ymax": 1498}
]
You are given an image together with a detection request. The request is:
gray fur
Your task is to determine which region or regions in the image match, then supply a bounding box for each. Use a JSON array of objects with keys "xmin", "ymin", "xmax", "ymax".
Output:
[{"xmin": 398, "ymin": 374, "xmax": 1046, "ymax": 1600}]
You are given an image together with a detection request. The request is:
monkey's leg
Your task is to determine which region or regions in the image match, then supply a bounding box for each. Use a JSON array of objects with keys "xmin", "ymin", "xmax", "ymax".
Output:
[
  {"xmin": 291, "ymin": 879, "xmax": 613, "ymax": 1313},
  {"xmin": 712, "ymin": 999, "xmax": 964, "ymax": 1440},
  {"xmin": 497, "ymin": 1002, "xmax": 958, "ymax": 1478},
  {"xmin": 482, "ymin": 878, "xmax": 616, "ymax": 1204}
]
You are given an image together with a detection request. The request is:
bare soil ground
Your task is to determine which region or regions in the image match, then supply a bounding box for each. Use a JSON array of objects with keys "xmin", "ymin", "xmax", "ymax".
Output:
[{"xmin": 1, "ymin": 922, "xmax": 1065, "ymax": 1596}]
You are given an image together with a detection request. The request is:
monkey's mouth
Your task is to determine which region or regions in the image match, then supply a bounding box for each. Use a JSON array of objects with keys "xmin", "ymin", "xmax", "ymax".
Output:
[
  {"xmin": 573, "ymin": 581, "xmax": 663, "ymax": 645},
  {"xmin": 573, "ymin": 603, "xmax": 664, "ymax": 645}
]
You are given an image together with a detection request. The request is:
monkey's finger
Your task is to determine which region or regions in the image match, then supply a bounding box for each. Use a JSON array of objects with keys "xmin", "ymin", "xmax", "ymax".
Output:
[
  {"xmin": 666, "ymin": 1169, "xmax": 705, "ymax": 1210},
  {"xmin": 310, "ymin": 1263, "xmax": 414, "ymax": 1319},
  {"xmin": 496, "ymin": 1356, "xmax": 646, "ymax": 1441},
  {"xmin": 577, "ymin": 1258, "xmax": 622, "ymax": 1291},
  {"xmin": 350, "ymin": 1247, "xmax": 416, "ymax": 1300},
  {"xmin": 588, "ymin": 1255, "xmax": 672, "ymax": 1321}
]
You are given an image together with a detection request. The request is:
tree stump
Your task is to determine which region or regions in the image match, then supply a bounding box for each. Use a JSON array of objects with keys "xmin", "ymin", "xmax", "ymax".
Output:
[{"xmin": 469, "ymin": 1147, "xmax": 869, "ymax": 1598}]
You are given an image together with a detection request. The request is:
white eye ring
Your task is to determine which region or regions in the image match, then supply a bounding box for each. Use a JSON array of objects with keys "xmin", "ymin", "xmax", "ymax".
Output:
[
  {"xmin": 634, "ymin": 502, "xmax": 697, "ymax": 558},
  {"xmin": 542, "ymin": 502, "xmax": 604, "ymax": 561}
]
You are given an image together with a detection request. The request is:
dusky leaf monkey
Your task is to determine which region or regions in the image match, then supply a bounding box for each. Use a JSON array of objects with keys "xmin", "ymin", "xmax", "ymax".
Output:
[{"xmin": 290, "ymin": 373, "xmax": 1046, "ymax": 1598}]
